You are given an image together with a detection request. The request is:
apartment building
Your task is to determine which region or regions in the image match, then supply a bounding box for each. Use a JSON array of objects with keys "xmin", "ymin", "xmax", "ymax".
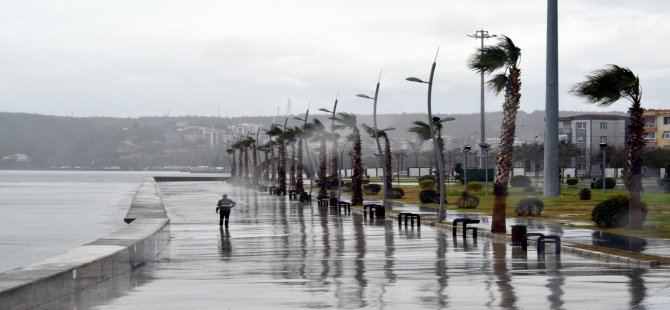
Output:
[
  {"xmin": 558, "ymin": 114, "xmax": 628, "ymax": 177},
  {"xmin": 643, "ymin": 109, "xmax": 670, "ymax": 148}
]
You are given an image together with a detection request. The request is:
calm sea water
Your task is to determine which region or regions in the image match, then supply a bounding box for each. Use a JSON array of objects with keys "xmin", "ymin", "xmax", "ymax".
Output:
[{"xmin": 0, "ymin": 170, "xmax": 186, "ymax": 273}]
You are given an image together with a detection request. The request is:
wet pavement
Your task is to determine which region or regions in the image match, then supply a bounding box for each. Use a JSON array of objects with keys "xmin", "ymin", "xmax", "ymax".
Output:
[{"xmin": 69, "ymin": 181, "xmax": 670, "ymax": 309}]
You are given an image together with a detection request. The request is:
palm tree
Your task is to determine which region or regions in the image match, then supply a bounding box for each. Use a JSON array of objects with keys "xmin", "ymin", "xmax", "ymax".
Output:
[
  {"xmin": 514, "ymin": 143, "xmax": 543, "ymax": 177},
  {"xmin": 570, "ymin": 65, "xmax": 646, "ymax": 229},
  {"xmin": 333, "ymin": 112, "xmax": 364, "ymax": 205},
  {"xmin": 468, "ymin": 35, "xmax": 522, "ymax": 233},
  {"xmin": 266, "ymin": 124, "xmax": 289, "ymax": 191},
  {"xmin": 240, "ymin": 137, "xmax": 255, "ymax": 183},
  {"xmin": 408, "ymin": 120, "xmax": 446, "ymax": 202},
  {"xmin": 301, "ymin": 121, "xmax": 318, "ymax": 195},
  {"xmin": 362, "ymin": 124, "xmax": 393, "ymax": 198},
  {"xmin": 558, "ymin": 140, "xmax": 580, "ymax": 180},
  {"xmin": 307, "ymin": 119, "xmax": 328, "ymax": 197},
  {"xmin": 226, "ymin": 147, "xmax": 236, "ymax": 178},
  {"xmin": 292, "ymin": 126, "xmax": 305, "ymax": 192}
]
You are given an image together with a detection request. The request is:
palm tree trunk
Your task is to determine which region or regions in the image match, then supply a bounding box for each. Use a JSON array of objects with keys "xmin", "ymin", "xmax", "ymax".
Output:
[
  {"xmin": 318, "ymin": 138, "xmax": 328, "ymax": 197},
  {"xmin": 297, "ymin": 139, "xmax": 304, "ymax": 192},
  {"xmin": 351, "ymin": 129, "xmax": 364, "ymax": 205},
  {"xmin": 384, "ymin": 136, "xmax": 393, "ymax": 198},
  {"xmin": 278, "ymin": 138, "xmax": 287, "ymax": 190},
  {"xmin": 436, "ymin": 137, "xmax": 446, "ymax": 203},
  {"xmin": 252, "ymin": 145, "xmax": 258, "ymax": 184},
  {"xmin": 290, "ymin": 143, "xmax": 296, "ymax": 190},
  {"xmin": 231, "ymin": 154, "xmax": 236, "ymax": 178},
  {"xmin": 238, "ymin": 150, "xmax": 243, "ymax": 181},
  {"xmin": 264, "ymin": 151, "xmax": 270, "ymax": 181},
  {"xmin": 329, "ymin": 140, "xmax": 339, "ymax": 184},
  {"xmin": 627, "ymin": 101, "xmax": 645, "ymax": 228},
  {"xmin": 243, "ymin": 147, "xmax": 249, "ymax": 183},
  {"xmin": 491, "ymin": 68, "xmax": 521, "ymax": 233}
]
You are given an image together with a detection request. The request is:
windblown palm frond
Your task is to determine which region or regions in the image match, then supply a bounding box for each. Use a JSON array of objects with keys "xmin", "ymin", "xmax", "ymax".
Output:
[{"xmin": 569, "ymin": 65, "xmax": 640, "ymax": 106}]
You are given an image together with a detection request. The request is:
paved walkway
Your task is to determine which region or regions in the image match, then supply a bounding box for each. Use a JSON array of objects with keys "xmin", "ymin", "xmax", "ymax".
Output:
[{"xmin": 57, "ymin": 181, "xmax": 670, "ymax": 309}]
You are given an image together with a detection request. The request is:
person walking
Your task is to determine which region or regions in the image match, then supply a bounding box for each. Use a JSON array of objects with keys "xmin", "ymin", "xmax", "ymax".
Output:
[{"xmin": 216, "ymin": 194, "xmax": 236, "ymax": 227}]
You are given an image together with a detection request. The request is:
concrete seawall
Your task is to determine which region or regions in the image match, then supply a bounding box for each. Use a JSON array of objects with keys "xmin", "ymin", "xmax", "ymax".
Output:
[{"xmin": 0, "ymin": 177, "xmax": 170, "ymax": 310}]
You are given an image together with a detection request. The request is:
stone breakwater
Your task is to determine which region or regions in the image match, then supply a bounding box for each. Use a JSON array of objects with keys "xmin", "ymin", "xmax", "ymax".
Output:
[{"xmin": 0, "ymin": 177, "xmax": 170, "ymax": 309}]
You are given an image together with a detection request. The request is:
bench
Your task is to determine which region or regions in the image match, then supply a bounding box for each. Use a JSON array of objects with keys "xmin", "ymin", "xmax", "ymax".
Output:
[
  {"xmin": 363, "ymin": 204, "xmax": 385, "ymax": 219},
  {"xmin": 537, "ymin": 235, "xmax": 561, "ymax": 254},
  {"xmin": 398, "ymin": 213, "xmax": 420, "ymax": 227},
  {"xmin": 268, "ymin": 186, "xmax": 277, "ymax": 195},
  {"xmin": 288, "ymin": 190, "xmax": 300, "ymax": 200},
  {"xmin": 317, "ymin": 195, "xmax": 329, "ymax": 207},
  {"xmin": 337, "ymin": 201, "xmax": 351, "ymax": 214},
  {"xmin": 275, "ymin": 187, "xmax": 286, "ymax": 196},
  {"xmin": 522, "ymin": 233, "xmax": 561, "ymax": 254},
  {"xmin": 452, "ymin": 218, "xmax": 480, "ymax": 239},
  {"xmin": 299, "ymin": 192, "xmax": 311, "ymax": 202}
]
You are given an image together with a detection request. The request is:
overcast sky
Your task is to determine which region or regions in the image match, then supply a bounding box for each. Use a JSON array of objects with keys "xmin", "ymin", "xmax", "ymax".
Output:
[{"xmin": 0, "ymin": 0, "xmax": 667, "ymax": 118}]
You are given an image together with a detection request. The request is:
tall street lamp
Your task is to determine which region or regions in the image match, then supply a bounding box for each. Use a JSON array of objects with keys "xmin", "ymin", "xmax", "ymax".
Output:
[
  {"xmin": 600, "ymin": 142, "xmax": 608, "ymax": 196},
  {"xmin": 319, "ymin": 93, "xmax": 340, "ymax": 201},
  {"xmin": 463, "ymin": 145, "xmax": 472, "ymax": 191},
  {"xmin": 406, "ymin": 50, "xmax": 449, "ymax": 222},
  {"xmin": 468, "ymin": 29, "xmax": 496, "ymax": 169},
  {"xmin": 357, "ymin": 73, "xmax": 388, "ymax": 206}
]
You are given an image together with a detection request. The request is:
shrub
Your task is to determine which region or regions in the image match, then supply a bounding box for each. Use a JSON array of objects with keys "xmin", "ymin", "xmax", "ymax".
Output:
[
  {"xmin": 593, "ymin": 177, "xmax": 616, "ymax": 189},
  {"xmin": 592, "ymin": 195, "xmax": 648, "ymax": 227},
  {"xmin": 515, "ymin": 198, "xmax": 544, "ymax": 216},
  {"xmin": 419, "ymin": 179, "xmax": 436, "ymax": 189},
  {"xmin": 419, "ymin": 188, "xmax": 438, "ymax": 203},
  {"xmin": 510, "ymin": 175, "xmax": 531, "ymax": 188},
  {"xmin": 363, "ymin": 183, "xmax": 381, "ymax": 195},
  {"xmin": 579, "ymin": 188, "xmax": 591, "ymax": 200},
  {"xmin": 388, "ymin": 187, "xmax": 405, "ymax": 199},
  {"xmin": 417, "ymin": 175, "xmax": 436, "ymax": 183},
  {"xmin": 566, "ymin": 178, "xmax": 579, "ymax": 186},
  {"xmin": 456, "ymin": 191, "xmax": 480, "ymax": 208},
  {"xmin": 466, "ymin": 182, "xmax": 483, "ymax": 191},
  {"xmin": 361, "ymin": 176, "xmax": 370, "ymax": 185}
]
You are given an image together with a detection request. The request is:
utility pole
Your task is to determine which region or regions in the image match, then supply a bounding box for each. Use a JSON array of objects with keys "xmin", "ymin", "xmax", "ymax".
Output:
[
  {"xmin": 544, "ymin": 0, "xmax": 560, "ymax": 197},
  {"xmin": 468, "ymin": 29, "xmax": 496, "ymax": 168}
]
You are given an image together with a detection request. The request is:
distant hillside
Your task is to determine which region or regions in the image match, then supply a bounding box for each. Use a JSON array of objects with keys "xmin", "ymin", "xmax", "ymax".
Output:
[{"xmin": 0, "ymin": 110, "xmax": 626, "ymax": 169}]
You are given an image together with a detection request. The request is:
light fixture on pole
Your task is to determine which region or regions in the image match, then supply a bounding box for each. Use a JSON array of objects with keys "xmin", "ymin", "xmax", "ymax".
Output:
[
  {"xmin": 600, "ymin": 142, "xmax": 608, "ymax": 196},
  {"xmin": 463, "ymin": 145, "xmax": 472, "ymax": 191},
  {"xmin": 468, "ymin": 29, "xmax": 496, "ymax": 169},
  {"xmin": 406, "ymin": 49, "xmax": 448, "ymax": 222}
]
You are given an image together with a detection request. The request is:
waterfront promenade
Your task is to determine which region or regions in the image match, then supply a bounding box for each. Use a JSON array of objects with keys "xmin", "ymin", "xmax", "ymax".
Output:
[{"xmin": 36, "ymin": 180, "xmax": 667, "ymax": 309}]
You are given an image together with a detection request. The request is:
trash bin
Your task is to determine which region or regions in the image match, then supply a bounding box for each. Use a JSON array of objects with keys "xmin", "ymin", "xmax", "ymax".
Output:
[
  {"xmin": 511, "ymin": 225, "xmax": 527, "ymax": 247},
  {"xmin": 329, "ymin": 191, "xmax": 337, "ymax": 206}
]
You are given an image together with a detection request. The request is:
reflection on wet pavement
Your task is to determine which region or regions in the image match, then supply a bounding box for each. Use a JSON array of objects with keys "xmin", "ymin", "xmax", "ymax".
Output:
[{"xmin": 81, "ymin": 182, "xmax": 670, "ymax": 309}]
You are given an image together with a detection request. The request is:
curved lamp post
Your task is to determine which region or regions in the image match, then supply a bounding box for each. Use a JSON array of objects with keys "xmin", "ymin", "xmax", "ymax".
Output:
[
  {"xmin": 406, "ymin": 55, "xmax": 448, "ymax": 222},
  {"xmin": 357, "ymin": 75, "xmax": 387, "ymax": 206},
  {"xmin": 478, "ymin": 142, "xmax": 490, "ymax": 200},
  {"xmin": 319, "ymin": 94, "xmax": 340, "ymax": 201}
]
